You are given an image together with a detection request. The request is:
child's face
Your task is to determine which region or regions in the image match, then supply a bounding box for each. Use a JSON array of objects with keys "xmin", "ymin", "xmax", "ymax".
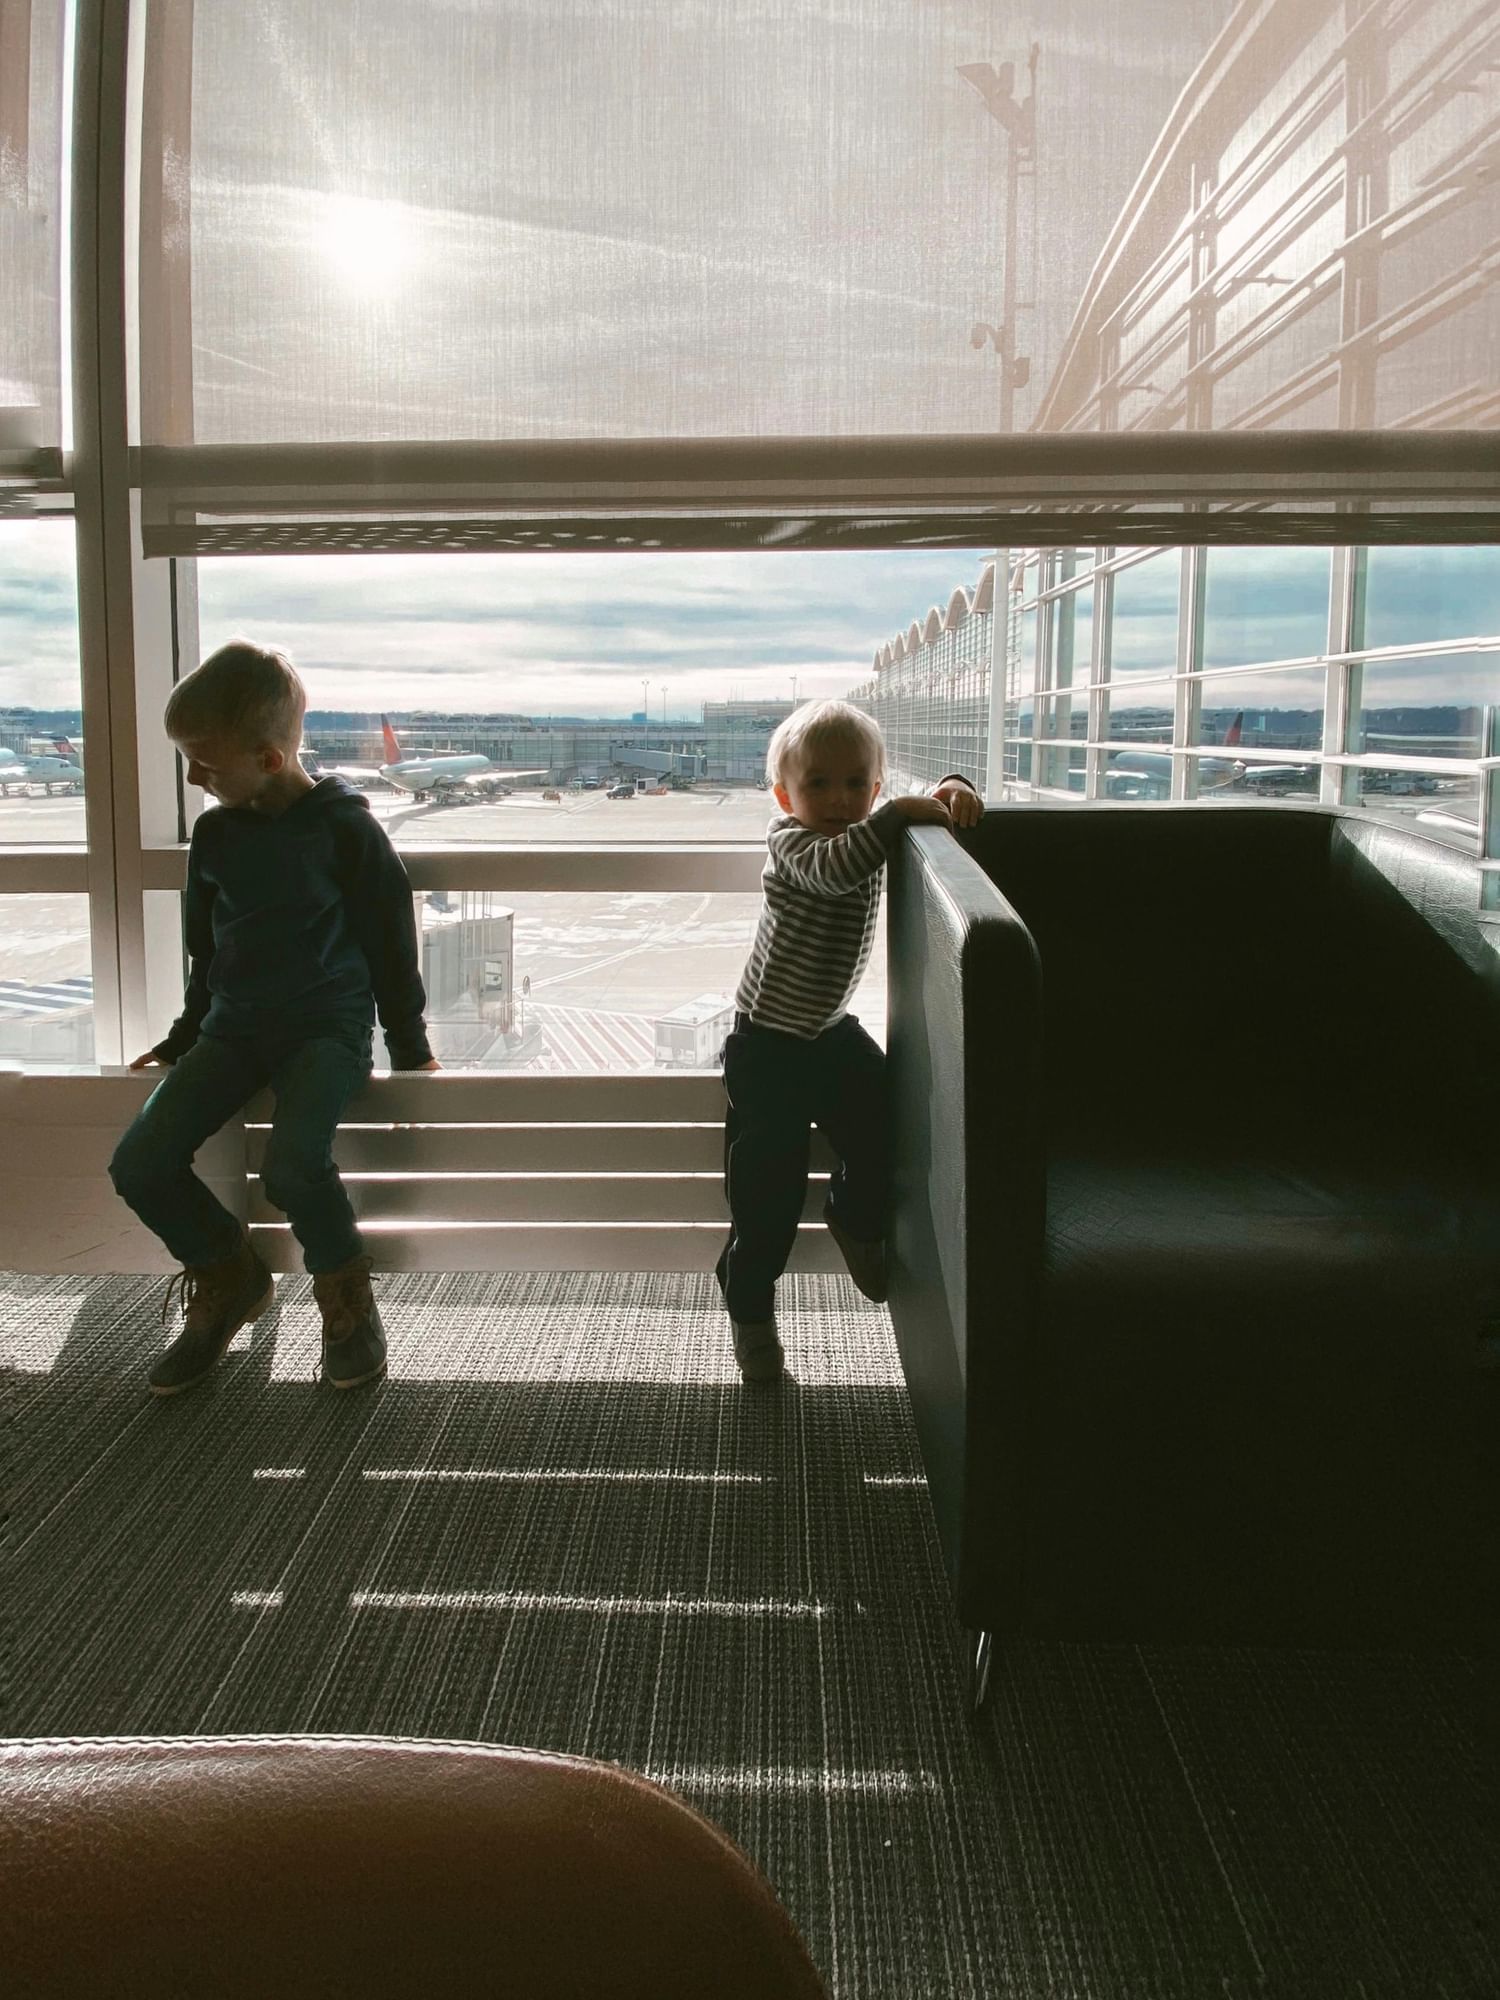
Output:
[
  {"xmin": 173, "ymin": 731, "xmax": 280, "ymax": 810},
  {"xmin": 774, "ymin": 741, "xmax": 882, "ymax": 838}
]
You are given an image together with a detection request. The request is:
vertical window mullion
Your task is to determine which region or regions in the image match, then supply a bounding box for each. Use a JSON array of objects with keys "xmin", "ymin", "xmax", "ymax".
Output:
[
  {"xmin": 1084, "ymin": 563, "xmax": 1106, "ymax": 800},
  {"xmin": 72, "ymin": 0, "xmax": 148, "ymax": 1065},
  {"xmin": 983, "ymin": 552, "xmax": 1008, "ymax": 800},
  {"xmin": 1172, "ymin": 547, "xmax": 1203, "ymax": 801},
  {"xmin": 1483, "ymin": 703, "xmax": 1500, "ymax": 914},
  {"xmin": 1324, "ymin": 545, "xmax": 1357, "ymax": 806}
]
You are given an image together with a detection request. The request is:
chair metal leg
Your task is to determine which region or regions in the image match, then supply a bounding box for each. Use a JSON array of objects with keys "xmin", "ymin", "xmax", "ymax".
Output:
[{"xmin": 969, "ymin": 1629, "xmax": 994, "ymax": 1715}]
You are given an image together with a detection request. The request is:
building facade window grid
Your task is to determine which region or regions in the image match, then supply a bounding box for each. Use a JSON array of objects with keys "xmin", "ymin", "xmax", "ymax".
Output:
[
  {"xmin": 1056, "ymin": 1, "xmax": 1498, "ymax": 435},
  {"xmin": 853, "ymin": 543, "xmax": 1499, "ymax": 850}
]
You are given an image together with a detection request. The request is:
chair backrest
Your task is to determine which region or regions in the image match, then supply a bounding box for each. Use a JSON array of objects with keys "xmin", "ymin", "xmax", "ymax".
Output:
[
  {"xmin": 959, "ymin": 807, "xmax": 1337, "ymax": 1105},
  {"xmin": 958, "ymin": 804, "xmax": 1498, "ymax": 1143},
  {"xmin": 1327, "ymin": 814, "xmax": 1500, "ymax": 1125},
  {"xmin": 0, "ymin": 1735, "xmax": 828, "ymax": 1999}
]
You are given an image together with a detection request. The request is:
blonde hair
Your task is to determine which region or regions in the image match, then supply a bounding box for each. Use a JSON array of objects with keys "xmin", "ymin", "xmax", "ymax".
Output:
[
  {"xmin": 765, "ymin": 699, "xmax": 885, "ymax": 790},
  {"xmin": 164, "ymin": 640, "xmax": 306, "ymax": 751}
]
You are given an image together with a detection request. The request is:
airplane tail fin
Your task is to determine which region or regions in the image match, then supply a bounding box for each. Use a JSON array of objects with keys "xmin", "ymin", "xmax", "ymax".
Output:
[
  {"xmin": 380, "ymin": 716, "xmax": 403, "ymax": 765},
  {"xmin": 1223, "ymin": 711, "xmax": 1244, "ymax": 748},
  {"xmin": 54, "ymin": 737, "xmax": 76, "ymax": 758}
]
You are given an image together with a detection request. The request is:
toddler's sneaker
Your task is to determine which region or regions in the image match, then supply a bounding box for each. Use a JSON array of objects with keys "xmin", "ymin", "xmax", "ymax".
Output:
[
  {"xmin": 731, "ymin": 1316, "xmax": 784, "ymax": 1385},
  {"xmin": 150, "ymin": 1232, "xmax": 275, "ymax": 1395},
  {"xmin": 822, "ymin": 1200, "xmax": 888, "ymax": 1304},
  {"xmin": 313, "ymin": 1254, "xmax": 387, "ymax": 1389}
]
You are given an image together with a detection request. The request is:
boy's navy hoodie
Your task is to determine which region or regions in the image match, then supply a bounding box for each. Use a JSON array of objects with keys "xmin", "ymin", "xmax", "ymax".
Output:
[{"xmin": 152, "ymin": 776, "xmax": 433, "ymax": 1070}]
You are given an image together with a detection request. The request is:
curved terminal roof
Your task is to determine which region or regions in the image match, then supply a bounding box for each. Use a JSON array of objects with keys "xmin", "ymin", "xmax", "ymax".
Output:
[{"xmin": 877, "ymin": 562, "xmax": 1000, "ymax": 667}]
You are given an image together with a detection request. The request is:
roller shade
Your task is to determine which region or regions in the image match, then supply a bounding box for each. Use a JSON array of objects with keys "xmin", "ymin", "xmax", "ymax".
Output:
[
  {"xmin": 133, "ymin": 0, "xmax": 1500, "ymax": 552},
  {"xmin": 0, "ymin": 0, "xmax": 65, "ymax": 494}
]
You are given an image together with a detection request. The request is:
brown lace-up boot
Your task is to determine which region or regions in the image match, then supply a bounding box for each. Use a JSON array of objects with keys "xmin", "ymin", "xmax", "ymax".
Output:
[
  {"xmin": 312, "ymin": 1254, "xmax": 387, "ymax": 1389},
  {"xmin": 149, "ymin": 1232, "xmax": 275, "ymax": 1396}
]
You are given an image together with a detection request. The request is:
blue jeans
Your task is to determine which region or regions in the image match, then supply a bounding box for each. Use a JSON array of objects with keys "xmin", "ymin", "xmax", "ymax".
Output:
[{"xmin": 110, "ymin": 1025, "xmax": 373, "ymax": 1273}]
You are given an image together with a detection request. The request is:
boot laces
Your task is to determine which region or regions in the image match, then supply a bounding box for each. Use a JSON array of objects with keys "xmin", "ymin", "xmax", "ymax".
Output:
[
  {"xmin": 163, "ymin": 1251, "xmax": 244, "ymax": 1334},
  {"xmin": 161, "ymin": 1270, "xmax": 194, "ymax": 1328}
]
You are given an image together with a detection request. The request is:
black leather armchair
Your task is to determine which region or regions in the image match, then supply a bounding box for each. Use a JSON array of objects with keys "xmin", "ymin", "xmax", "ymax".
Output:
[{"xmin": 888, "ymin": 805, "xmax": 1497, "ymax": 1691}]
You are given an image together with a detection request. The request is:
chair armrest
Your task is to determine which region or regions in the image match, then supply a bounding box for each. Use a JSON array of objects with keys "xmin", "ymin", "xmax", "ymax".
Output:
[
  {"xmin": 887, "ymin": 825, "xmax": 1045, "ymax": 1624},
  {"xmin": 0, "ymin": 1736, "xmax": 828, "ymax": 1998}
]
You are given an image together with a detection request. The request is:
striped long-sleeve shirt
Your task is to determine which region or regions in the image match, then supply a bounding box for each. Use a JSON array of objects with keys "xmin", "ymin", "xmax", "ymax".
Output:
[{"xmin": 734, "ymin": 778, "xmax": 971, "ymax": 1038}]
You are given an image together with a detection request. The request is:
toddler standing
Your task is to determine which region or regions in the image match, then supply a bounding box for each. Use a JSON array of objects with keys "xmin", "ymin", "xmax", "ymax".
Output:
[{"xmin": 717, "ymin": 699, "xmax": 980, "ymax": 1381}]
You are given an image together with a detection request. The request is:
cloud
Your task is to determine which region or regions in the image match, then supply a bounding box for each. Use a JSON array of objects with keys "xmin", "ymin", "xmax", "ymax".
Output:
[{"xmin": 193, "ymin": 549, "xmax": 983, "ymax": 714}]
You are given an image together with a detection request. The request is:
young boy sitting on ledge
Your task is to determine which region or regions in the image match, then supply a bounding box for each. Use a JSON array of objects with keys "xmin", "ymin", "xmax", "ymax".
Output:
[
  {"xmin": 109, "ymin": 641, "xmax": 438, "ymax": 1396},
  {"xmin": 717, "ymin": 699, "xmax": 981, "ymax": 1382}
]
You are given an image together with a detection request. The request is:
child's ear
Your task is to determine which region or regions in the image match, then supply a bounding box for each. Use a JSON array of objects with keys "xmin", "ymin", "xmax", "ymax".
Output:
[
  {"xmin": 260, "ymin": 744, "xmax": 286, "ymax": 775},
  {"xmin": 772, "ymin": 782, "xmax": 792, "ymax": 814}
]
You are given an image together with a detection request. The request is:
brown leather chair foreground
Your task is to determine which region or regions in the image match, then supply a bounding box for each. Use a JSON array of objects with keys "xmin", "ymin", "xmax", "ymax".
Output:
[{"xmin": 0, "ymin": 1736, "xmax": 827, "ymax": 1998}]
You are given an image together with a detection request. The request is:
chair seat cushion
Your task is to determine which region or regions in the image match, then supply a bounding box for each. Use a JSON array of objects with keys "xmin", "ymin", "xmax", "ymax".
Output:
[
  {"xmin": 1025, "ymin": 1134, "xmax": 1492, "ymax": 1639},
  {"xmin": 1045, "ymin": 1136, "xmax": 1490, "ymax": 1337}
]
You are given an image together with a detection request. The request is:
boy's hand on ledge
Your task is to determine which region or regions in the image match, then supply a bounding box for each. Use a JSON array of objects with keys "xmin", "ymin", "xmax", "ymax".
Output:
[
  {"xmin": 414, "ymin": 1058, "xmax": 442, "ymax": 1071},
  {"xmin": 932, "ymin": 778, "xmax": 983, "ymax": 828},
  {"xmin": 889, "ymin": 796, "xmax": 952, "ymax": 826},
  {"xmin": 128, "ymin": 1050, "xmax": 166, "ymax": 1070}
]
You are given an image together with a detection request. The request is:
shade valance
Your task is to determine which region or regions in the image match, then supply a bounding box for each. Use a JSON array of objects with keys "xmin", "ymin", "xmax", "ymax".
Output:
[{"xmin": 1, "ymin": 0, "xmax": 66, "ymax": 474}]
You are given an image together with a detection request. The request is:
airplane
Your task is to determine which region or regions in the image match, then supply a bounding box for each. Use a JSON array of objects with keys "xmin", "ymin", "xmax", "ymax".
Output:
[
  {"xmin": 374, "ymin": 716, "xmax": 504, "ymax": 799},
  {"xmin": 304, "ymin": 718, "xmax": 502, "ymax": 800},
  {"xmin": 0, "ymin": 741, "xmax": 86, "ymax": 795},
  {"xmin": 320, "ymin": 718, "xmax": 552, "ymax": 801},
  {"xmin": 1105, "ymin": 712, "xmax": 1246, "ymax": 798}
]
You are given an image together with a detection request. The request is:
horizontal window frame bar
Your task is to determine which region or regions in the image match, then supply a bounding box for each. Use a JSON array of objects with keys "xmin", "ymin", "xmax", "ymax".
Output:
[
  {"xmin": 1021, "ymin": 741, "xmax": 1482, "ymax": 775},
  {"xmin": 132, "ymin": 844, "xmax": 770, "ymax": 895},
  {"xmin": 0, "ymin": 849, "xmax": 90, "ymax": 892}
]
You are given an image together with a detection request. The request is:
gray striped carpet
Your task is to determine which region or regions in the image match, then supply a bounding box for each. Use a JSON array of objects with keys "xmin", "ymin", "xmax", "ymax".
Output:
[{"xmin": 4, "ymin": 1272, "xmax": 1491, "ymax": 1999}]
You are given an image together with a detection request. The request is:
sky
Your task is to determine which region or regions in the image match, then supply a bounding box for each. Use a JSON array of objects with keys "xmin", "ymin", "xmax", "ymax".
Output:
[
  {"xmin": 3, "ymin": 525, "xmax": 1498, "ymax": 719},
  {"xmin": 0, "ymin": 523, "xmax": 991, "ymax": 715}
]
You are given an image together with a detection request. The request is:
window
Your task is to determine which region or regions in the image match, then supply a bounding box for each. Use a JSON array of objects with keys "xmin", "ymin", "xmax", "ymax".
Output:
[
  {"xmin": 1362, "ymin": 548, "xmax": 1500, "ymax": 652},
  {"xmin": 1202, "ymin": 548, "xmax": 1330, "ymax": 670},
  {"xmin": 1107, "ymin": 552, "xmax": 1180, "ymax": 679},
  {"xmin": 196, "ymin": 548, "xmax": 974, "ymax": 836},
  {"xmin": 0, "ymin": 522, "xmax": 83, "ymax": 847},
  {"xmin": 182, "ymin": 547, "xmax": 963, "ymax": 1069},
  {"xmin": 0, "ymin": 894, "xmax": 93, "ymax": 1068}
]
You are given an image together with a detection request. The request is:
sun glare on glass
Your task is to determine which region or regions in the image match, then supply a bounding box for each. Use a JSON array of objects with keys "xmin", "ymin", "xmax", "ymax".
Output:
[{"xmin": 315, "ymin": 194, "xmax": 418, "ymax": 296}]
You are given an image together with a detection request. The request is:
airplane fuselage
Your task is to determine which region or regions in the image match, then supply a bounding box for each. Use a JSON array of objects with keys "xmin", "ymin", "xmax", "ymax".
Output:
[
  {"xmin": 381, "ymin": 753, "xmax": 493, "ymax": 795},
  {"xmin": 0, "ymin": 753, "xmax": 85, "ymax": 790},
  {"xmin": 1105, "ymin": 750, "xmax": 1239, "ymax": 796}
]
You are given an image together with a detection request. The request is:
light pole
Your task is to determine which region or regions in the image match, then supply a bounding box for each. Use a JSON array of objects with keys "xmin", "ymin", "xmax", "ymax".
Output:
[
  {"xmin": 957, "ymin": 43, "xmax": 1037, "ymax": 432},
  {"xmin": 641, "ymin": 680, "xmax": 650, "ymax": 762}
]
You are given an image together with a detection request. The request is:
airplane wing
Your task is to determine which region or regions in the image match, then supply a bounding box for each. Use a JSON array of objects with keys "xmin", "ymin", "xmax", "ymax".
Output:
[{"xmin": 460, "ymin": 768, "xmax": 549, "ymax": 783}]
